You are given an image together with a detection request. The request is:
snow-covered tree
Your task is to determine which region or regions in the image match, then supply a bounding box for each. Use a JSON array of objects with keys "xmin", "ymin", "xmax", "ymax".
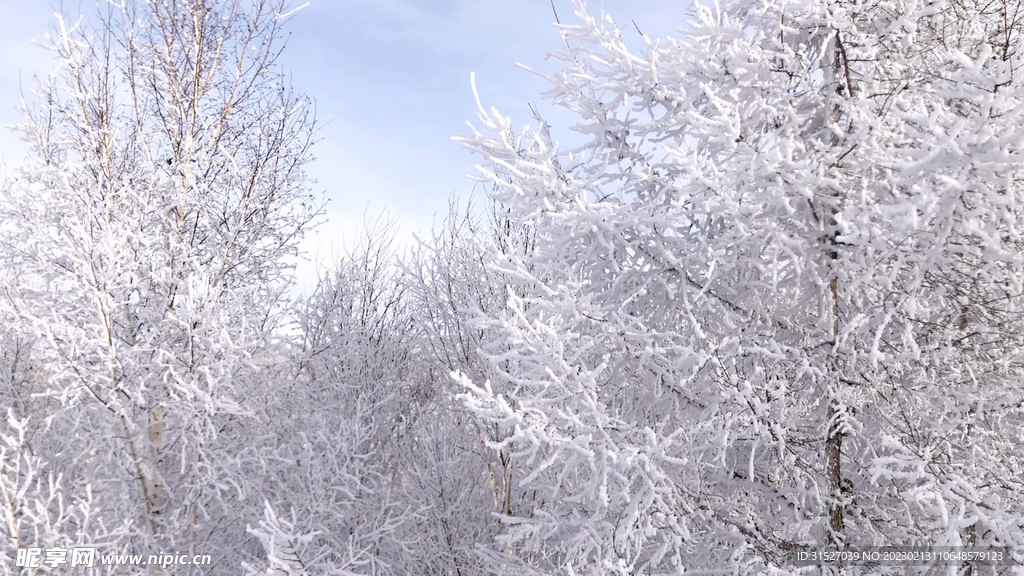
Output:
[
  {"xmin": 401, "ymin": 202, "xmax": 542, "ymax": 576},
  {"xmin": 5, "ymin": 0, "xmax": 1024, "ymax": 574},
  {"xmin": 456, "ymin": 0, "xmax": 1024, "ymax": 573},
  {"xmin": 0, "ymin": 0, "xmax": 320, "ymax": 570}
]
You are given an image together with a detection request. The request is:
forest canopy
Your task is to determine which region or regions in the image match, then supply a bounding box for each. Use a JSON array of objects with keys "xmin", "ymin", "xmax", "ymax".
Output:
[{"xmin": 2, "ymin": 0, "xmax": 1024, "ymax": 574}]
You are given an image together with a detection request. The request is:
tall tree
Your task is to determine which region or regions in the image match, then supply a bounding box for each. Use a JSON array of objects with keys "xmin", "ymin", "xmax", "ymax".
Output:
[
  {"xmin": 456, "ymin": 0, "xmax": 1024, "ymax": 573},
  {"xmin": 0, "ymin": 0, "xmax": 320, "ymax": 570}
]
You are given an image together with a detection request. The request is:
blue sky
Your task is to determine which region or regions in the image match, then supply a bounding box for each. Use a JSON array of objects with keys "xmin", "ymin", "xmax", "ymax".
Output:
[{"xmin": 0, "ymin": 0, "xmax": 689, "ymax": 289}]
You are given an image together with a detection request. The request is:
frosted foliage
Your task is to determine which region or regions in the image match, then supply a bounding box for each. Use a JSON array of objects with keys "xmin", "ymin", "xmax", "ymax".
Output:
[
  {"xmin": 0, "ymin": 0, "xmax": 321, "ymax": 572},
  {"xmin": 456, "ymin": 0, "xmax": 1024, "ymax": 573},
  {"xmin": 3, "ymin": 0, "xmax": 1024, "ymax": 575}
]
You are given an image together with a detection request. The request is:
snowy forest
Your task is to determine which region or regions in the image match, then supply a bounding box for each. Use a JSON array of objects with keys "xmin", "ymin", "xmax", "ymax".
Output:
[{"xmin": 1, "ymin": 0, "xmax": 1024, "ymax": 574}]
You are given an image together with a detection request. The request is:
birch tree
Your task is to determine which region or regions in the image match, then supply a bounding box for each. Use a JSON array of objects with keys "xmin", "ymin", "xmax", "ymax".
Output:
[{"xmin": 0, "ymin": 0, "xmax": 320, "ymax": 569}]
